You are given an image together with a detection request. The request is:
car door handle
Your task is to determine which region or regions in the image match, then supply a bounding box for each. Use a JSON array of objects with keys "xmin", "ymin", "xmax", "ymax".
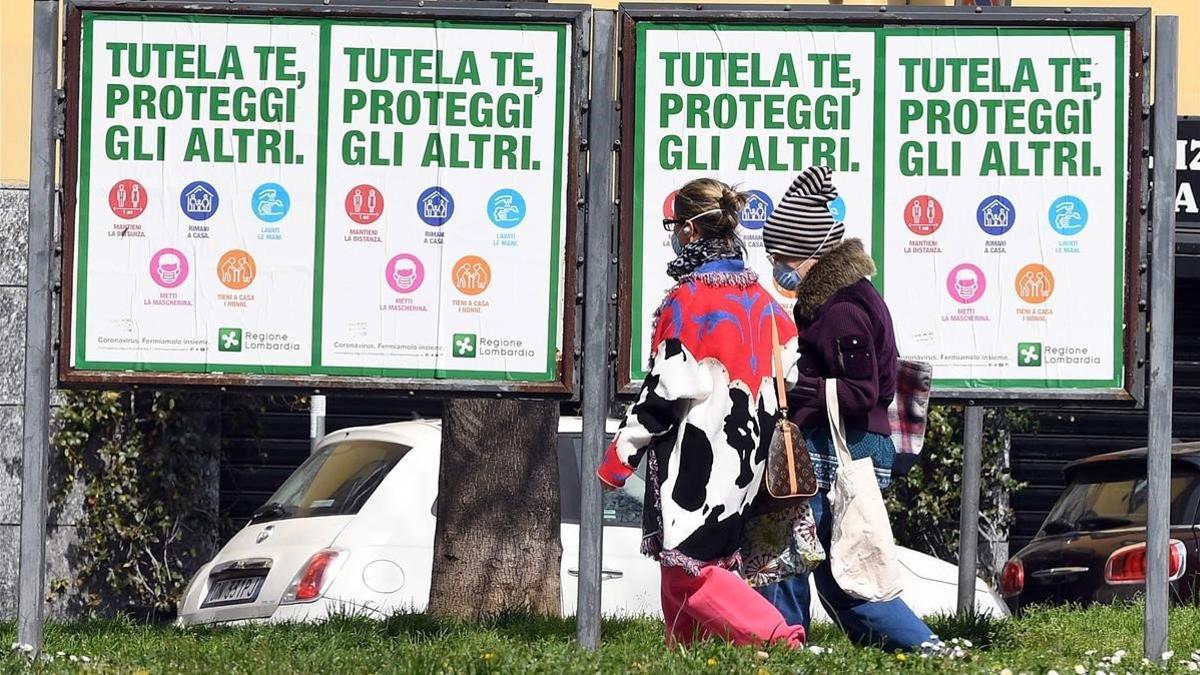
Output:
[{"xmin": 568, "ymin": 568, "xmax": 624, "ymax": 580}]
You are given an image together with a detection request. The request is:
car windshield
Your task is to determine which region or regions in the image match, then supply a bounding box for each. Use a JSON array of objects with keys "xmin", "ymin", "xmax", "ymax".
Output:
[
  {"xmin": 1039, "ymin": 471, "xmax": 1200, "ymax": 536},
  {"xmin": 252, "ymin": 439, "xmax": 411, "ymax": 524},
  {"xmin": 558, "ymin": 434, "xmax": 646, "ymax": 528}
]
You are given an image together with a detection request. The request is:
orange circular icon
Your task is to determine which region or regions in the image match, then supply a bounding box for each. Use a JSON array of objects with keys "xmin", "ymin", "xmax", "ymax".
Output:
[
  {"xmin": 452, "ymin": 255, "xmax": 492, "ymax": 296},
  {"xmin": 1015, "ymin": 263, "xmax": 1054, "ymax": 304},
  {"xmin": 218, "ymin": 249, "xmax": 257, "ymax": 290}
]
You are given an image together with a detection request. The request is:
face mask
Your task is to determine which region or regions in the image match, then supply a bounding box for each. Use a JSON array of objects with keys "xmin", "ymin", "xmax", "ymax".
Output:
[
  {"xmin": 773, "ymin": 260, "xmax": 802, "ymax": 291},
  {"xmin": 670, "ymin": 230, "xmax": 685, "ymax": 256}
]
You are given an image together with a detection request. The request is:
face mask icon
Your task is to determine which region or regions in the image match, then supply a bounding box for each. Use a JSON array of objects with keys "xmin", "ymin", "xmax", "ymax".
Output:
[
  {"xmin": 954, "ymin": 268, "xmax": 979, "ymax": 300},
  {"xmin": 158, "ymin": 253, "xmax": 181, "ymax": 285},
  {"xmin": 392, "ymin": 259, "xmax": 418, "ymax": 291}
]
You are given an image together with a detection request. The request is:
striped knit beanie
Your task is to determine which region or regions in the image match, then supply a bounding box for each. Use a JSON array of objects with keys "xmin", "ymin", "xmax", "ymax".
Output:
[{"xmin": 763, "ymin": 166, "xmax": 845, "ymax": 259}]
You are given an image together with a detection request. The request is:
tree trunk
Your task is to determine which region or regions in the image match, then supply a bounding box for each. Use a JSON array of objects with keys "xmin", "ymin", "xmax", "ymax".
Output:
[{"xmin": 428, "ymin": 398, "xmax": 562, "ymax": 620}]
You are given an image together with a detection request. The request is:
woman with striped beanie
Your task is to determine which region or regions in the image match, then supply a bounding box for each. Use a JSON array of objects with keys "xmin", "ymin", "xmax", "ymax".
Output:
[{"xmin": 746, "ymin": 165, "xmax": 940, "ymax": 653}]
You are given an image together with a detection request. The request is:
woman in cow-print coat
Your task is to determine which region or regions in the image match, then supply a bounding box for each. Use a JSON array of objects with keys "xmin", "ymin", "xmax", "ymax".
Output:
[{"xmin": 597, "ymin": 178, "xmax": 805, "ymax": 648}]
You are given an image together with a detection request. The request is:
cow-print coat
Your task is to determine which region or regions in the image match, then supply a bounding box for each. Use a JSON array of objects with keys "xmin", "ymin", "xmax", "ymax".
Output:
[{"xmin": 598, "ymin": 258, "xmax": 799, "ymax": 574}]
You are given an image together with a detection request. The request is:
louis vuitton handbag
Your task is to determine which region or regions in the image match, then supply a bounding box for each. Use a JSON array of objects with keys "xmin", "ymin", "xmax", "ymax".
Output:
[{"xmin": 764, "ymin": 314, "xmax": 818, "ymax": 499}]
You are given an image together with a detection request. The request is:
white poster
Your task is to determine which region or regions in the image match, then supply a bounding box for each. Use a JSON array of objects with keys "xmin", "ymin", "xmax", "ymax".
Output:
[
  {"xmin": 629, "ymin": 24, "xmax": 1131, "ymax": 395},
  {"xmin": 74, "ymin": 14, "xmax": 322, "ymax": 373},
  {"xmin": 882, "ymin": 30, "xmax": 1128, "ymax": 389},
  {"xmin": 319, "ymin": 23, "xmax": 569, "ymax": 380},
  {"xmin": 632, "ymin": 25, "xmax": 879, "ymax": 381},
  {"xmin": 70, "ymin": 14, "xmax": 571, "ymax": 384}
]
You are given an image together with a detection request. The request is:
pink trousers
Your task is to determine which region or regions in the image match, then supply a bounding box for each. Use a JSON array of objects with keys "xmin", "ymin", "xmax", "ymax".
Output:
[{"xmin": 660, "ymin": 564, "xmax": 806, "ymax": 648}]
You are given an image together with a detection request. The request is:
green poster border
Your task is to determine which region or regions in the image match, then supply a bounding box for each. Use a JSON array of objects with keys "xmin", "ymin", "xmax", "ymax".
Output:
[
  {"xmin": 883, "ymin": 26, "xmax": 1128, "ymax": 391},
  {"xmin": 630, "ymin": 22, "xmax": 880, "ymax": 381},
  {"xmin": 629, "ymin": 23, "xmax": 1130, "ymax": 392},
  {"xmin": 72, "ymin": 13, "xmax": 570, "ymax": 383}
]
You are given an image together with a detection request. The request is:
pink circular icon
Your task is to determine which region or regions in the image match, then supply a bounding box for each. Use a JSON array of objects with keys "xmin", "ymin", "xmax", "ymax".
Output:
[
  {"xmin": 947, "ymin": 263, "xmax": 986, "ymax": 304},
  {"xmin": 385, "ymin": 253, "xmax": 425, "ymax": 294},
  {"xmin": 149, "ymin": 248, "xmax": 189, "ymax": 289}
]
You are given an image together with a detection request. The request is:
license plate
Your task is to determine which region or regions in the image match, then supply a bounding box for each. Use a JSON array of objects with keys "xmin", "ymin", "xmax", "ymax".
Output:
[{"xmin": 202, "ymin": 576, "xmax": 264, "ymax": 608}]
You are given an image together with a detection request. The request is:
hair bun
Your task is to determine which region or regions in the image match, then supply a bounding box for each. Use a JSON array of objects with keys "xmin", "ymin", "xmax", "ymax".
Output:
[{"xmin": 719, "ymin": 186, "xmax": 748, "ymax": 218}]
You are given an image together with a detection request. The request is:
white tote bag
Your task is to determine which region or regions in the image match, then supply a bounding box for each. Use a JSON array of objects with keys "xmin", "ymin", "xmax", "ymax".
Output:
[{"xmin": 825, "ymin": 379, "xmax": 904, "ymax": 602}]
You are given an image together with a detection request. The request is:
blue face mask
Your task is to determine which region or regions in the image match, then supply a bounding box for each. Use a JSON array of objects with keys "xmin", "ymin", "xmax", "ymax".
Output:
[
  {"xmin": 670, "ymin": 230, "xmax": 685, "ymax": 256},
  {"xmin": 773, "ymin": 261, "xmax": 802, "ymax": 291}
]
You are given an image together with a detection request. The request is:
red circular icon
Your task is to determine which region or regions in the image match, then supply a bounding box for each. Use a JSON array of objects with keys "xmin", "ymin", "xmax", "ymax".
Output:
[
  {"xmin": 663, "ymin": 191, "xmax": 678, "ymax": 220},
  {"xmin": 108, "ymin": 179, "xmax": 147, "ymax": 220},
  {"xmin": 903, "ymin": 195, "xmax": 943, "ymax": 236},
  {"xmin": 345, "ymin": 184, "xmax": 384, "ymax": 224}
]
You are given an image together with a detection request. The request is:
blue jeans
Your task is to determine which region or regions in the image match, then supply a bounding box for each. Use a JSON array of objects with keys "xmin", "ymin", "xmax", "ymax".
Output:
[{"xmin": 754, "ymin": 490, "xmax": 936, "ymax": 652}]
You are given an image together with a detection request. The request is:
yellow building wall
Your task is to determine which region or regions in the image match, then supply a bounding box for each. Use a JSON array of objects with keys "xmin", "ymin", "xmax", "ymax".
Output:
[
  {"xmin": 1011, "ymin": 0, "xmax": 1199, "ymax": 115},
  {"xmin": 0, "ymin": 0, "xmax": 1193, "ymax": 184},
  {"xmin": 0, "ymin": 1, "xmax": 33, "ymax": 184}
]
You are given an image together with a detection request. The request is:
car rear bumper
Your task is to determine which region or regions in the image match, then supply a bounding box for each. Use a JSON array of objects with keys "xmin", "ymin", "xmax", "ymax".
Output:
[{"xmin": 178, "ymin": 596, "xmax": 392, "ymax": 628}]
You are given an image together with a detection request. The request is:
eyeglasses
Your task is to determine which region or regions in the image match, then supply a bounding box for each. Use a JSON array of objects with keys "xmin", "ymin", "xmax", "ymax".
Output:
[{"xmin": 662, "ymin": 217, "xmax": 686, "ymax": 232}]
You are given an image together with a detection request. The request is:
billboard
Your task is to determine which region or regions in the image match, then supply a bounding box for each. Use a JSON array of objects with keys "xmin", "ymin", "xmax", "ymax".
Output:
[
  {"xmin": 63, "ymin": 11, "xmax": 579, "ymax": 392},
  {"xmin": 620, "ymin": 20, "xmax": 1141, "ymax": 400}
]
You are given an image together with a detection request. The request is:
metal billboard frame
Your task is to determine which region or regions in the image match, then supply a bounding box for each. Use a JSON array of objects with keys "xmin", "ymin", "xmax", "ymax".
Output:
[
  {"xmin": 613, "ymin": 4, "xmax": 1151, "ymax": 406},
  {"xmin": 58, "ymin": 0, "xmax": 593, "ymax": 397}
]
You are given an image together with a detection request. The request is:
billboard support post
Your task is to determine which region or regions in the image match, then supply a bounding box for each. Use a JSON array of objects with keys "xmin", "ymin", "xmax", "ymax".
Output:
[
  {"xmin": 577, "ymin": 9, "xmax": 617, "ymax": 651},
  {"xmin": 17, "ymin": 0, "xmax": 61, "ymax": 654},
  {"xmin": 956, "ymin": 404, "xmax": 984, "ymax": 614},
  {"xmin": 1146, "ymin": 14, "xmax": 1179, "ymax": 662}
]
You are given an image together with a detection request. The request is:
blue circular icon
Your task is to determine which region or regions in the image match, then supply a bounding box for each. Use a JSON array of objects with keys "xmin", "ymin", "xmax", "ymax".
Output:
[
  {"xmin": 1048, "ymin": 195, "xmax": 1088, "ymax": 236},
  {"xmin": 180, "ymin": 180, "xmax": 219, "ymax": 221},
  {"xmin": 976, "ymin": 195, "xmax": 1016, "ymax": 236},
  {"xmin": 251, "ymin": 183, "xmax": 290, "ymax": 223},
  {"xmin": 416, "ymin": 187, "xmax": 454, "ymax": 227},
  {"xmin": 829, "ymin": 195, "xmax": 847, "ymax": 223},
  {"xmin": 739, "ymin": 190, "xmax": 774, "ymax": 230},
  {"xmin": 488, "ymin": 189, "xmax": 526, "ymax": 229}
]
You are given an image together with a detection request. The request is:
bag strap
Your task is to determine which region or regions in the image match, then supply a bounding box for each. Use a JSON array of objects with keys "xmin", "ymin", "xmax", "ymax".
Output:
[
  {"xmin": 770, "ymin": 311, "xmax": 799, "ymax": 495},
  {"xmin": 824, "ymin": 378, "xmax": 853, "ymax": 467}
]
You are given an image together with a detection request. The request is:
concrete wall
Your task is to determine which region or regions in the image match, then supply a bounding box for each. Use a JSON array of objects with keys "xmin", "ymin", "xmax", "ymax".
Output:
[{"xmin": 0, "ymin": 187, "xmax": 82, "ymax": 620}]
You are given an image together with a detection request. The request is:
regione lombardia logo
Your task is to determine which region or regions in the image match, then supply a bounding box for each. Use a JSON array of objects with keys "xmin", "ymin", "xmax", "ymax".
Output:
[
  {"xmin": 417, "ymin": 187, "xmax": 454, "ymax": 227},
  {"xmin": 452, "ymin": 333, "xmax": 477, "ymax": 358},
  {"xmin": 1018, "ymin": 342, "xmax": 1042, "ymax": 367},
  {"xmin": 218, "ymin": 327, "xmax": 243, "ymax": 353}
]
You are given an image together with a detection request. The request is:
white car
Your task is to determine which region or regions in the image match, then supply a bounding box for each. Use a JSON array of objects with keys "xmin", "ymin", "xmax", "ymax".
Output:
[{"xmin": 177, "ymin": 418, "xmax": 1007, "ymax": 626}]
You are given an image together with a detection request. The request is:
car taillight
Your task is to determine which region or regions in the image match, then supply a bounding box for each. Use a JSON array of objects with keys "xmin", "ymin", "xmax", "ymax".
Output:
[
  {"xmin": 999, "ymin": 559, "xmax": 1024, "ymax": 597},
  {"xmin": 1104, "ymin": 540, "xmax": 1187, "ymax": 585},
  {"xmin": 282, "ymin": 549, "xmax": 343, "ymax": 604}
]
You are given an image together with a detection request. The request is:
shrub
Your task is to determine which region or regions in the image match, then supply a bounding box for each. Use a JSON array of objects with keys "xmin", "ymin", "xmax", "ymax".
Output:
[{"xmin": 887, "ymin": 406, "xmax": 1034, "ymax": 582}]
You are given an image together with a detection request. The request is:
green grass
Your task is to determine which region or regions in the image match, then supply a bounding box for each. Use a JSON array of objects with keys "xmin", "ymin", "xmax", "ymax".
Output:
[{"xmin": 3, "ymin": 604, "xmax": 1200, "ymax": 674}]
